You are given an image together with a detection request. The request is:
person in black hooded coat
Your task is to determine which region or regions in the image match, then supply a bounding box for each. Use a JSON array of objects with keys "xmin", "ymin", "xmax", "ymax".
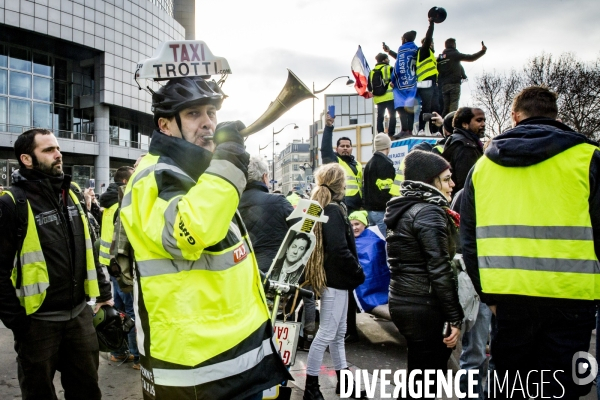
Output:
[
  {"xmin": 238, "ymin": 156, "xmax": 295, "ymax": 273},
  {"xmin": 384, "ymin": 149, "xmax": 463, "ymax": 396}
]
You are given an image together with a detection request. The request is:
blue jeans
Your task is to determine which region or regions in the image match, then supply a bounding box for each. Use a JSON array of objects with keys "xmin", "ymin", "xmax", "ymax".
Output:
[
  {"xmin": 459, "ymin": 302, "xmax": 492, "ymax": 399},
  {"xmin": 110, "ymin": 276, "xmax": 139, "ymax": 361},
  {"xmin": 367, "ymin": 210, "xmax": 386, "ymax": 238}
]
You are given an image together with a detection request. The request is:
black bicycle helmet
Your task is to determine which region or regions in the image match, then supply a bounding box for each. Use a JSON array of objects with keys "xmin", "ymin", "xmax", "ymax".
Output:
[
  {"xmin": 152, "ymin": 77, "xmax": 225, "ymax": 125},
  {"xmin": 93, "ymin": 305, "xmax": 126, "ymax": 352}
]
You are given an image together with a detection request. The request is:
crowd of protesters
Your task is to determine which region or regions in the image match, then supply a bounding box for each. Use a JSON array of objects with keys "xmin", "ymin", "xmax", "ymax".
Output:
[{"xmin": 0, "ymin": 23, "xmax": 598, "ymax": 400}]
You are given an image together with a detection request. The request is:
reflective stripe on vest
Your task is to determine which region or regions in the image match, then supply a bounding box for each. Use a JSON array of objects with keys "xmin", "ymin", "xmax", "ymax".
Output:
[
  {"xmin": 152, "ymin": 338, "xmax": 273, "ymax": 387},
  {"xmin": 120, "ymin": 153, "xmax": 273, "ymax": 369},
  {"xmin": 416, "ymin": 48, "xmax": 438, "ymax": 81},
  {"xmin": 369, "ymin": 64, "xmax": 394, "ymax": 104},
  {"xmin": 337, "ymin": 157, "xmax": 362, "ymax": 198},
  {"xmin": 2, "ymin": 189, "xmax": 99, "ymax": 315},
  {"xmin": 99, "ymin": 203, "xmax": 118, "ymax": 266},
  {"xmin": 472, "ymin": 143, "xmax": 600, "ymax": 300}
]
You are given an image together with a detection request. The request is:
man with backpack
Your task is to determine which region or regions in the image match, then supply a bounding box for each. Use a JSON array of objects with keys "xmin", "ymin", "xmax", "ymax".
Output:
[
  {"xmin": 0, "ymin": 128, "xmax": 113, "ymax": 400},
  {"xmin": 368, "ymin": 53, "xmax": 395, "ymax": 138}
]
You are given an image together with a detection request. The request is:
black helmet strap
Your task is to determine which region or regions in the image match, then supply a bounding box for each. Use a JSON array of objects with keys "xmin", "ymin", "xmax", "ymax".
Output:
[{"xmin": 174, "ymin": 112, "xmax": 184, "ymax": 137}]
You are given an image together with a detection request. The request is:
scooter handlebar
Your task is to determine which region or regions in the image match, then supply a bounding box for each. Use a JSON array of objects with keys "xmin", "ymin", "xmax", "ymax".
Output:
[{"xmin": 266, "ymin": 280, "xmax": 314, "ymax": 299}]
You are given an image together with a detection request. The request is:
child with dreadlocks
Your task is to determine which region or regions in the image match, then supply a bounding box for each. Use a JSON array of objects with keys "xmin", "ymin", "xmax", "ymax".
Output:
[{"xmin": 302, "ymin": 163, "xmax": 366, "ymax": 400}]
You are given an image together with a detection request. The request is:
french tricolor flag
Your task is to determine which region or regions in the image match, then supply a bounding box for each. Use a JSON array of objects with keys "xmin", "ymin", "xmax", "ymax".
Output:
[{"xmin": 351, "ymin": 45, "xmax": 373, "ymax": 99}]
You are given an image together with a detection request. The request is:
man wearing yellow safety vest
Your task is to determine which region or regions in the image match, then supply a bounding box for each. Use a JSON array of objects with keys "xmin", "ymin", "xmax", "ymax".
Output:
[
  {"xmin": 363, "ymin": 133, "xmax": 394, "ymax": 236},
  {"xmin": 320, "ymin": 111, "xmax": 364, "ymax": 343},
  {"xmin": 461, "ymin": 86, "xmax": 600, "ymax": 399},
  {"xmin": 98, "ymin": 166, "xmax": 133, "ymax": 268},
  {"xmin": 320, "ymin": 113, "xmax": 363, "ymax": 215},
  {"xmin": 98, "ymin": 166, "xmax": 140, "ymax": 368},
  {"xmin": 120, "ymin": 76, "xmax": 290, "ymax": 399},
  {"xmin": 0, "ymin": 129, "xmax": 113, "ymax": 400},
  {"xmin": 368, "ymin": 53, "xmax": 396, "ymax": 137}
]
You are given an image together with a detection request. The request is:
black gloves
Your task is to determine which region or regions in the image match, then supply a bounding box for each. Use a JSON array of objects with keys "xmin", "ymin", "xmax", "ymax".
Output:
[
  {"xmin": 212, "ymin": 120, "xmax": 250, "ymax": 182},
  {"xmin": 214, "ymin": 121, "xmax": 246, "ymax": 146}
]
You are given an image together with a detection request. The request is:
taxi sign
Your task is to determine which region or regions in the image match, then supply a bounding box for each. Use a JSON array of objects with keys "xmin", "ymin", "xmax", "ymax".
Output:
[{"xmin": 135, "ymin": 40, "xmax": 231, "ymax": 81}]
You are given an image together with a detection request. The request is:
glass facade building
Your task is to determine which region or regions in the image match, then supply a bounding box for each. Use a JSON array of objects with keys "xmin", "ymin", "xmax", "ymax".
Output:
[{"xmin": 0, "ymin": 0, "xmax": 193, "ymax": 190}]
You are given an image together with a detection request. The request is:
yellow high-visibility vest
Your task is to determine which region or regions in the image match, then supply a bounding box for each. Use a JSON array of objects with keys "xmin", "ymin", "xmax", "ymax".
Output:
[
  {"xmin": 369, "ymin": 64, "xmax": 394, "ymax": 104},
  {"xmin": 389, "ymin": 158, "xmax": 406, "ymax": 197},
  {"xmin": 338, "ymin": 156, "xmax": 363, "ymax": 198},
  {"xmin": 472, "ymin": 143, "xmax": 600, "ymax": 300},
  {"xmin": 120, "ymin": 152, "xmax": 277, "ymax": 383},
  {"xmin": 2, "ymin": 189, "xmax": 99, "ymax": 314},
  {"xmin": 99, "ymin": 203, "xmax": 118, "ymax": 266},
  {"xmin": 416, "ymin": 48, "xmax": 438, "ymax": 82}
]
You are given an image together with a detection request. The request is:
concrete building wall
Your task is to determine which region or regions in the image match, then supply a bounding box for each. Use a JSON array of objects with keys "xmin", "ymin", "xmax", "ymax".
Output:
[
  {"xmin": 0, "ymin": 0, "xmax": 188, "ymax": 189},
  {"xmin": 173, "ymin": 0, "xmax": 195, "ymax": 40}
]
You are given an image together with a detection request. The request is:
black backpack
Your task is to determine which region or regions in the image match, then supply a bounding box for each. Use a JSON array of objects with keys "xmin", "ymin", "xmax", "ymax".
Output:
[{"xmin": 370, "ymin": 68, "xmax": 388, "ymax": 96}]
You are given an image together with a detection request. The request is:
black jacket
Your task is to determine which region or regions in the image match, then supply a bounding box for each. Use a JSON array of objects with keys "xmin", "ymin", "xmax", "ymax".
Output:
[
  {"xmin": 238, "ymin": 181, "xmax": 295, "ymax": 272},
  {"xmin": 321, "ymin": 125, "xmax": 363, "ymax": 212},
  {"xmin": 322, "ymin": 201, "xmax": 363, "ymax": 290},
  {"xmin": 384, "ymin": 194, "xmax": 463, "ymax": 322},
  {"xmin": 363, "ymin": 151, "xmax": 395, "ymax": 211},
  {"xmin": 442, "ymin": 128, "xmax": 483, "ymax": 195},
  {"xmin": 437, "ymin": 47, "xmax": 486, "ymax": 85},
  {"xmin": 461, "ymin": 117, "xmax": 600, "ymax": 306},
  {"xmin": 0, "ymin": 169, "xmax": 111, "ymax": 337},
  {"xmin": 99, "ymin": 182, "xmax": 121, "ymax": 209}
]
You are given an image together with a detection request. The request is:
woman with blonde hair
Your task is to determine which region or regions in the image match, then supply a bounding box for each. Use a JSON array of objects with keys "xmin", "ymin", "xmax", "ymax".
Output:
[{"xmin": 302, "ymin": 163, "xmax": 365, "ymax": 400}]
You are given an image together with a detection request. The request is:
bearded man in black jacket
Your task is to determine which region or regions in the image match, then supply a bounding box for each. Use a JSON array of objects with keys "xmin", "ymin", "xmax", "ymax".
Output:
[
  {"xmin": 442, "ymin": 107, "xmax": 486, "ymax": 196},
  {"xmin": 0, "ymin": 129, "xmax": 113, "ymax": 400}
]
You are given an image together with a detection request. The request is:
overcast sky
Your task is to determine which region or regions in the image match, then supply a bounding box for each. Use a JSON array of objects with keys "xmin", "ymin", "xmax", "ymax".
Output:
[{"xmin": 193, "ymin": 0, "xmax": 600, "ymax": 158}]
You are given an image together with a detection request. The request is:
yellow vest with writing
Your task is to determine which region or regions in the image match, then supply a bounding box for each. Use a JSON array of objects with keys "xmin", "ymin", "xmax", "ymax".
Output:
[
  {"xmin": 2, "ymin": 189, "xmax": 99, "ymax": 314},
  {"xmin": 472, "ymin": 143, "xmax": 600, "ymax": 300},
  {"xmin": 120, "ymin": 153, "xmax": 273, "ymax": 377}
]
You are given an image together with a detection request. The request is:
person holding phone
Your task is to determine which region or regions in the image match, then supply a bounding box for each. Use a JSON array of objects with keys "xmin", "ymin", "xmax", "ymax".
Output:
[
  {"xmin": 437, "ymin": 39, "xmax": 487, "ymax": 116},
  {"xmin": 384, "ymin": 149, "xmax": 463, "ymax": 395}
]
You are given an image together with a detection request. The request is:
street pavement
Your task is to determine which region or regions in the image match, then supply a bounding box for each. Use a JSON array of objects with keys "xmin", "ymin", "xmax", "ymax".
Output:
[{"xmin": 0, "ymin": 313, "xmax": 597, "ymax": 399}]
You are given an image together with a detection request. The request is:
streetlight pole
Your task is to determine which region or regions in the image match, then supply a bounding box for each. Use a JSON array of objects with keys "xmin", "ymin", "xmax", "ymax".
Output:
[
  {"xmin": 272, "ymin": 122, "xmax": 298, "ymax": 192},
  {"xmin": 310, "ymin": 76, "xmax": 355, "ymax": 168}
]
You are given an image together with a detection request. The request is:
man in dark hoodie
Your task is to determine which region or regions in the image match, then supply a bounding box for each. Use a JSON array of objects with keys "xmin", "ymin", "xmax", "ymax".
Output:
[
  {"xmin": 460, "ymin": 86, "xmax": 600, "ymax": 399},
  {"xmin": 442, "ymin": 107, "xmax": 485, "ymax": 195},
  {"xmin": 437, "ymin": 38, "xmax": 487, "ymax": 116}
]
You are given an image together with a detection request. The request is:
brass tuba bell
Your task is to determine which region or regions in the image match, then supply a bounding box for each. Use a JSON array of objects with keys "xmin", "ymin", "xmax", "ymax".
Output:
[{"xmin": 239, "ymin": 69, "xmax": 316, "ymax": 137}]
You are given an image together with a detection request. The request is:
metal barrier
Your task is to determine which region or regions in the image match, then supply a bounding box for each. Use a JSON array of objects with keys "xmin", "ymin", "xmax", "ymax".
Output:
[{"xmin": 0, "ymin": 125, "xmax": 97, "ymax": 142}]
